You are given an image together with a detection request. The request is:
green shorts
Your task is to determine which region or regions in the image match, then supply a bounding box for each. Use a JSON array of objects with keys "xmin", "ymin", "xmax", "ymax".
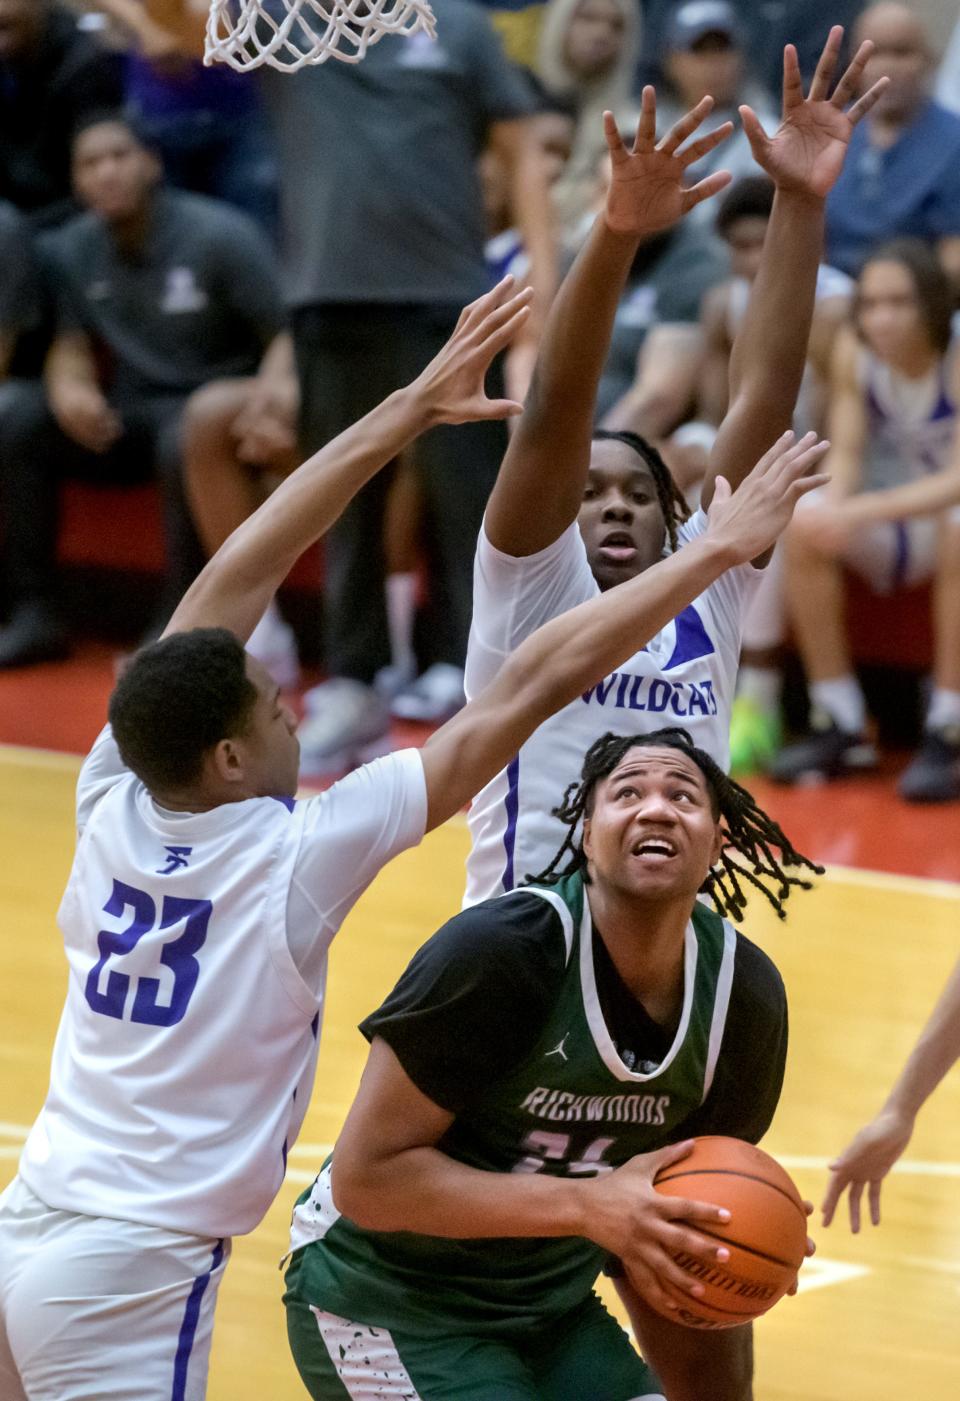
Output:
[{"xmin": 285, "ymin": 1257, "xmax": 664, "ymax": 1401}]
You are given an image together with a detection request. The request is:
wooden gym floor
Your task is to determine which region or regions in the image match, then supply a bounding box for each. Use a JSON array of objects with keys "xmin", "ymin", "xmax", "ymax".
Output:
[{"xmin": 2, "ymin": 649, "xmax": 960, "ymax": 1399}]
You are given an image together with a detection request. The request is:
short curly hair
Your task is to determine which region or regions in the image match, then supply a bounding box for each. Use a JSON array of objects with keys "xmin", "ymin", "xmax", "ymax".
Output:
[{"xmin": 109, "ymin": 628, "xmax": 258, "ymax": 793}]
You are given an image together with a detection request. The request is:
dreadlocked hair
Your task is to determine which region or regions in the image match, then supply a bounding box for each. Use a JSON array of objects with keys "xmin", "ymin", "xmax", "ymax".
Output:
[
  {"xmin": 592, "ymin": 429, "xmax": 690, "ymax": 554},
  {"xmin": 527, "ymin": 728, "xmax": 823, "ymax": 922}
]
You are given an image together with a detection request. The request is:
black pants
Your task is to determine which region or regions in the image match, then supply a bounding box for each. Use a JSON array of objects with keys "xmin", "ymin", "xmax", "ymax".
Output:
[
  {"xmin": 293, "ymin": 303, "xmax": 508, "ymax": 682},
  {"xmin": 0, "ymin": 380, "xmax": 203, "ymax": 619}
]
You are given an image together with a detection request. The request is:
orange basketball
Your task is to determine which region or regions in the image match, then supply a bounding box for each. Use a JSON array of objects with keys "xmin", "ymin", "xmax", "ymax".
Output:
[{"xmin": 648, "ymin": 1136, "xmax": 809, "ymax": 1330}]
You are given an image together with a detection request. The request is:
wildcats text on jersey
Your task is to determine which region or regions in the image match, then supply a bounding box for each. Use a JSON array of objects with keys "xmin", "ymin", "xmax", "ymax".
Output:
[{"xmin": 580, "ymin": 671, "xmax": 718, "ymax": 718}]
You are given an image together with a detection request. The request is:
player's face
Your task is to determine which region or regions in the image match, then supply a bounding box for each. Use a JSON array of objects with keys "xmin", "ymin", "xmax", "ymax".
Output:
[
  {"xmin": 73, "ymin": 123, "xmax": 161, "ymax": 223},
  {"xmin": 535, "ymin": 111, "xmax": 576, "ymax": 187},
  {"xmin": 724, "ymin": 215, "xmax": 768, "ymax": 283},
  {"xmin": 578, "ymin": 440, "xmax": 667, "ymax": 591},
  {"xmin": 563, "ymin": 0, "xmax": 626, "ymax": 82},
  {"xmin": 583, "ymin": 748, "xmax": 722, "ymax": 903},
  {"xmin": 239, "ymin": 656, "xmax": 300, "ymax": 798},
  {"xmin": 856, "ymin": 259, "xmax": 929, "ymax": 362}
]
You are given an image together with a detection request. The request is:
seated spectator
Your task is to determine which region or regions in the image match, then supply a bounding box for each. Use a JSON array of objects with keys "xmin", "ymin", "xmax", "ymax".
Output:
[
  {"xmin": 627, "ymin": 1, "xmax": 777, "ymax": 229},
  {"xmin": 0, "ymin": 0, "xmax": 123, "ymax": 228},
  {"xmin": 0, "ymin": 201, "xmax": 49, "ymax": 384},
  {"xmin": 86, "ymin": 0, "xmax": 279, "ymax": 236},
  {"xmin": 536, "ymin": 0, "xmax": 641, "ymax": 235},
  {"xmin": 0, "ymin": 113, "xmax": 287, "ymax": 668},
  {"xmin": 825, "ymin": 3, "xmax": 960, "ymax": 286},
  {"xmin": 936, "ymin": 11, "xmax": 960, "ymax": 117},
  {"xmin": 181, "ymin": 333, "xmax": 300, "ymax": 687},
  {"xmin": 772, "ymin": 240, "xmax": 960, "ymax": 801}
]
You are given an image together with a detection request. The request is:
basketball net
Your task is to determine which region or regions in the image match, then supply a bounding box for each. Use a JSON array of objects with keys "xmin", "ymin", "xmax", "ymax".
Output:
[{"xmin": 204, "ymin": 0, "xmax": 437, "ymax": 71}]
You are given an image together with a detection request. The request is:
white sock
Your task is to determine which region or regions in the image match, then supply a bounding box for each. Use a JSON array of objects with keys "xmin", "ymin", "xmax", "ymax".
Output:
[
  {"xmin": 385, "ymin": 572, "xmax": 417, "ymax": 675},
  {"xmin": 737, "ymin": 664, "xmax": 782, "ymax": 712},
  {"xmin": 810, "ymin": 675, "xmax": 867, "ymax": 734},
  {"xmin": 926, "ymin": 688, "xmax": 960, "ymax": 732}
]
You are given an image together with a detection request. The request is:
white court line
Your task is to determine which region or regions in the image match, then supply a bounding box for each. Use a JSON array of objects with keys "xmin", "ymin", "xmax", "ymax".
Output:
[{"xmin": 795, "ymin": 1258, "xmax": 870, "ymax": 1295}]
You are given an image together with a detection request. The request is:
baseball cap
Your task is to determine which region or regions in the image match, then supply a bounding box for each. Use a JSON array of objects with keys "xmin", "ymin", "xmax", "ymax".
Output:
[{"xmin": 666, "ymin": 1, "xmax": 741, "ymax": 52}]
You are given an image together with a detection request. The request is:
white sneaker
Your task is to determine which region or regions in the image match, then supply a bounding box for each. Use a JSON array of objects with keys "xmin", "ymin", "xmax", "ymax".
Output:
[
  {"xmin": 298, "ymin": 678, "xmax": 391, "ymax": 776},
  {"xmin": 390, "ymin": 663, "xmax": 465, "ymax": 723},
  {"xmin": 246, "ymin": 603, "xmax": 300, "ymax": 690}
]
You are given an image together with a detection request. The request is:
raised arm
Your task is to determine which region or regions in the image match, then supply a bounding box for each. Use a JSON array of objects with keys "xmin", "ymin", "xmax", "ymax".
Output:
[
  {"xmin": 483, "ymin": 91, "xmax": 733, "ymax": 557},
  {"xmin": 701, "ymin": 28, "xmax": 887, "ymax": 509},
  {"xmin": 421, "ymin": 431, "xmax": 830, "ymax": 831},
  {"xmin": 822, "ymin": 955, "xmax": 960, "ymax": 1233},
  {"xmin": 162, "ymin": 280, "xmax": 531, "ymax": 642}
]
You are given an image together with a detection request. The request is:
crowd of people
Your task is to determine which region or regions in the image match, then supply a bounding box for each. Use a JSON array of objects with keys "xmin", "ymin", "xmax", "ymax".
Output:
[{"xmin": 1, "ymin": 0, "xmax": 960, "ymax": 800}]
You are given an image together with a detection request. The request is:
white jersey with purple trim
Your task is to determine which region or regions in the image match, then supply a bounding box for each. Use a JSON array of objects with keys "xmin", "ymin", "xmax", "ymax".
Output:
[
  {"xmin": 18, "ymin": 727, "xmax": 426, "ymax": 1239},
  {"xmin": 463, "ymin": 511, "xmax": 762, "ymax": 905},
  {"xmin": 857, "ymin": 331, "xmax": 959, "ymax": 492}
]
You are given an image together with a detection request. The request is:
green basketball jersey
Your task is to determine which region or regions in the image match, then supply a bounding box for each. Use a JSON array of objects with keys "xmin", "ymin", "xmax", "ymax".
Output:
[{"xmin": 288, "ymin": 874, "xmax": 737, "ymax": 1335}]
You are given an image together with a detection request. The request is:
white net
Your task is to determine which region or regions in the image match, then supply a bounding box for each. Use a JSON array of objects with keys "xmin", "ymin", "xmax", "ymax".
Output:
[{"xmin": 204, "ymin": 0, "xmax": 437, "ymax": 72}]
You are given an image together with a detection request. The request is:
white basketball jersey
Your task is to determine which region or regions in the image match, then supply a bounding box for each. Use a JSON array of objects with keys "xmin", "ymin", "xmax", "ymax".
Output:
[
  {"xmin": 19, "ymin": 730, "xmax": 426, "ymax": 1239},
  {"xmin": 463, "ymin": 512, "xmax": 761, "ymax": 905}
]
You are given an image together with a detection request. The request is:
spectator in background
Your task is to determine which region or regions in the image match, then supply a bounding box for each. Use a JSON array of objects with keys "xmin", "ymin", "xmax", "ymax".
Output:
[
  {"xmin": 0, "ymin": 0, "xmax": 123, "ymax": 228},
  {"xmin": 83, "ymin": 0, "xmax": 279, "ymax": 236},
  {"xmin": 536, "ymin": 0, "xmax": 641, "ymax": 235},
  {"xmin": 632, "ymin": 1, "xmax": 777, "ymax": 229},
  {"xmin": 825, "ymin": 3, "xmax": 960, "ymax": 287},
  {"xmin": 474, "ymin": 0, "xmax": 550, "ymax": 71},
  {"xmin": 0, "ymin": 113, "xmax": 287, "ymax": 668},
  {"xmin": 936, "ymin": 12, "xmax": 960, "ymax": 118},
  {"xmin": 772, "ymin": 240, "xmax": 960, "ymax": 801},
  {"xmin": 637, "ymin": 0, "xmax": 866, "ymax": 103},
  {"xmin": 0, "ymin": 202, "xmax": 48, "ymax": 384},
  {"xmin": 260, "ymin": 0, "xmax": 556, "ymax": 770}
]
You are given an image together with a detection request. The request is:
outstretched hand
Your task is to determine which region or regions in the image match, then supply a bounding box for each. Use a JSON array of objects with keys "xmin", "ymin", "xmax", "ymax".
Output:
[
  {"xmin": 821, "ymin": 1107, "xmax": 914, "ymax": 1232},
  {"xmin": 412, "ymin": 276, "xmax": 532, "ymax": 426},
  {"xmin": 603, "ymin": 88, "xmax": 733, "ymax": 240},
  {"xmin": 705, "ymin": 430, "xmax": 831, "ymax": 563},
  {"xmin": 741, "ymin": 25, "xmax": 889, "ymax": 200}
]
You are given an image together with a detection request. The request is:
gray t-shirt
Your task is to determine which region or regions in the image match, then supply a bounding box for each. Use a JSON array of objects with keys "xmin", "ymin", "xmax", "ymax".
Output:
[
  {"xmin": 261, "ymin": 0, "xmax": 534, "ymax": 307},
  {"xmin": 42, "ymin": 189, "xmax": 285, "ymax": 398}
]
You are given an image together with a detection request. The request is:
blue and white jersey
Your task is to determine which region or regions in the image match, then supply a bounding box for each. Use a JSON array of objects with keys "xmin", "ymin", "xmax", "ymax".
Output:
[
  {"xmin": 19, "ymin": 729, "xmax": 426, "ymax": 1239},
  {"xmin": 859, "ymin": 330, "xmax": 959, "ymax": 491},
  {"xmin": 463, "ymin": 512, "xmax": 762, "ymax": 905}
]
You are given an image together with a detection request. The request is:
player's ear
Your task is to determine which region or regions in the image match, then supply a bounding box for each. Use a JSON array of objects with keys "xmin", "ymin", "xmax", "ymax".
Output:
[
  {"xmin": 709, "ymin": 822, "xmax": 723, "ymax": 868},
  {"xmin": 582, "ymin": 815, "xmax": 593, "ymax": 860},
  {"xmin": 212, "ymin": 737, "xmax": 246, "ymax": 785}
]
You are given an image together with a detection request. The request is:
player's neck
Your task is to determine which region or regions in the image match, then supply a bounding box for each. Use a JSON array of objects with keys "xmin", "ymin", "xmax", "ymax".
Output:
[{"xmin": 586, "ymin": 885, "xmax": 688, "ymax": 1028}]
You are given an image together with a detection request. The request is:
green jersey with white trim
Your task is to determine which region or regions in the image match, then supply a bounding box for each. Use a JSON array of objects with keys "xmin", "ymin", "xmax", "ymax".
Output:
[{"xmin": 287, "ymin": 874, "xmax": 762, "ymax": 1335}]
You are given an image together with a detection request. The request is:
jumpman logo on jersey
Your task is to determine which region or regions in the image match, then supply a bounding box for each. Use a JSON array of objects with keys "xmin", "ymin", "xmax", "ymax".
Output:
[
  {"xmin": 544, "ymin": 1033, "xmax": 570, "ymax": 1062},
  {"xmin": 157, "ymin": 846, "xmax": 193, "ymax": 875}
]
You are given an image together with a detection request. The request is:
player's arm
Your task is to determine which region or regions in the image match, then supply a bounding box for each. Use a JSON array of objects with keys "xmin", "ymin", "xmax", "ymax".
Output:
[
  {"xmin": 697, "ymin": 283, "xmax": 734, "ymax": 426},
  {"xmin": 483, "ymin": 90, "xmax": 733, "ymax": 558},
  {"xmin": 701, "ymin": 29, "xmax": 886, "ymax": 516},
  {"xmin": 420, "ymin": 431, "xmax": 830, "ymax": 832},
  {"xmin": 332, "ymin": 1037, "xmax": 733, "ymax": 1319},
  {"xmin": 822, "ymin": 954, "xmax": 960, "ymax": 1233},
  {"xmin": 161, "ymin": 279, "xmax": 531, "ymax": 643}
]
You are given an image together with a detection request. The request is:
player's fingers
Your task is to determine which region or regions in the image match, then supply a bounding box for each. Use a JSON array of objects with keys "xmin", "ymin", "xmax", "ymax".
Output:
[
  {"xmin": 459, "ymin": 275, "xmax": 517, "ymax": 330},
  {"xmin": 847, "ymin": 75, "xmax": 890, "ymax": 125},
  {"xmin": 681, "ymin": 168, "xmax": 732, "ymax": 212},
  {"xmin": 738, "ymin": 105, "xmax": 771, "ymax": 165},
  {"xmin": 603, "ymin": 109, "xmax": 629, "ymax": 160},
  {"xmin": 751, "ymin": 429, "xmax": 796, "ymax": 477},
  {"xmin": 657, "ymin": 94, "xmax": 714, "ymax": 155},
  {"xmin": 657, "ymin": 1194, "xmax": 731, "ymax": 1228},
  {"xmin": 631, "ymin": 1267, "xmax": 680, "ymax": 1314},
  {"xmin": 821, "ymin": 1176, "xmax": 842, "ymax": 1227},
  {"xmin": 805, "ymin": 1234, "xmax": 817, "ymax": 1258},
  {"xmin": 475, "ymin": 289, "xmax": 534, "ymax": 346},
  {"xmin": 662, "ymin": 1220, "xmax": 731, "ymax": 1265},
  {"xmin": 830, "ymin": 38, "xmax": 873, "ymax": 108},
  {"xmin": 791, "ymin": 472, "xmax": 831, "ymax": 500},
  {"xmin": 781, "ymin": 42, "xmax": 804, "ymax": 110},
  {"xmin": 771, "ymin": 432, "xmax": 826, "ymax": 481},
  {"xmin": 654, "ymin": 1252, "xmax": 708, "ymax": 1298},
  {"xmin": 678, "ymin": 122, "xmax": 734, "ymax": 169},
  {"xmin": 475, "ymin": 397, "xmax": 525, "ymax": 420},
  {"xmin": 868, "ymin": 1179, "xmax": 883, "ymax": 1227},
  {"xmin": 631, "ymin": 87, "xmax": 657, "ymax": 153},
  {"xmin": 808, "ymin": 25, "xmax": 843, "ymax": 103},
  {"xmin": 848, "ymin": 1180, "xmax": 864, "ymax": 1234}
]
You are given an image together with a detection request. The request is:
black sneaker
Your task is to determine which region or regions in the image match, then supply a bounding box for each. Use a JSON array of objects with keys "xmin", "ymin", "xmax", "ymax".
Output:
[
  {"xmin": 769, "ymin": 710, "xmax": 877, "ymax": 785},
  {"xmin": 898, "ymin": 726, "xmax": 960, "ymax": 803}
]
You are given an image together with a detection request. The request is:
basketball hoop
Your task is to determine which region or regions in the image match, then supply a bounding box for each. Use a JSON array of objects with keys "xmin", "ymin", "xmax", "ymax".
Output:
[{"xmin": 204, "ymin": 0, "xmax": 437, "ymax": 72}]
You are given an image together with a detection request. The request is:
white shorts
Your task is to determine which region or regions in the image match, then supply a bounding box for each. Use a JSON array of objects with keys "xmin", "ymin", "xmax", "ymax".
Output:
[
  {"xmin": 795, "ymin": 491, "xmax": 946, "ymax": 594},
  {"xmin": 0, "ymin": 1176, "xmax": 230, "ymax": 1401}
]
